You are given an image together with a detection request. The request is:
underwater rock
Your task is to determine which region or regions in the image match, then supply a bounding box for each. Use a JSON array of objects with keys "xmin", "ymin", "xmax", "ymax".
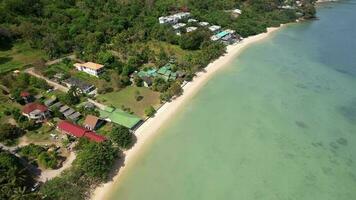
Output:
[
  {"xmin": 295, "ymin": 121, "xmax": 308, "ymax": 129},
  {"xmin": 336, "ymin": 137, "xmax": 348, "ymax": 146}
]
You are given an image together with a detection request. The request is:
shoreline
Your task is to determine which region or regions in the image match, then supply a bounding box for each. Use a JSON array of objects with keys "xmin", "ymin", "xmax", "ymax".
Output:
[{"xmin": 91, "ymin": 25, "xmax": 283, "ymax": 200}]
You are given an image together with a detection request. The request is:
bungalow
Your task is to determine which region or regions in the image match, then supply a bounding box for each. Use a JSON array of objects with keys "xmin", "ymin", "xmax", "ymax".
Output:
[
  {"xmin": 172, "ymin": 23, "xmax": 186, "ymax": 30},
  {"xmin": 186, "ymin": 26, "xmax": 197, "ymax": 33},
  {"xmin": 188, "ymin": 19, "xmax": 198, "ymax": 23},
  {"xmin": 209, "ymin": 25, "xmax": 221, "ymax": 33},
  {"xmin": 22, "ymin": 103, "xmax": 50, "ymax": 122},
  {"xmin": 83, "ymin": 115, "xmax": 102, "ymax": 131},
  {"xmin": 67, "ymin": 112, "xmax": 81, "ymax": 121},
  {"xmin": 199, "ymin": 22, "xmax": 209, "ymax": 27},
  {"xmin": 158, "ymin": 12, "xmax": 190, "ymax": 24},
  {"xmin": 57, "ymin": 121, "xmax": 106, "ymax": 143},
  {"xmin": 62, "ymin": 77, "xmax": 96, "ymax": 94},
  {"xmin": 232, "ymin": 8, "xmax": 242, "ymax": 15},
  {"xmin": 74, "ymin": 62, "xmax": 104, "ymax": 77}
]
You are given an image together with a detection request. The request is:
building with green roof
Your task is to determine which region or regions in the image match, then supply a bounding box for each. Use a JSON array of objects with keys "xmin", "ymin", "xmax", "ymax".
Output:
[{"xmin": 100, "ymin": 106, "xmax": 142, "ymax": 129}]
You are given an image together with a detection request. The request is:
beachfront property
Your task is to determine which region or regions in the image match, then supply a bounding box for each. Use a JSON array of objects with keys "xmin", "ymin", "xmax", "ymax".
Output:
[
  {"xmin": 158, "ymin": 12, "xmax": 191, "ymax": 24},
  {"xmin": 209, "ymin": 25, "xmax": 221, "ymax": 34},
  {"xmin": 210, "ymin": 29, "xmax": 241, "ymax": 45},
  {"xmin": 157, "ymin": 64, "xmax": 177, "ymax": 81},
  {"xmin": 74, "ymin": 62, "xmax": 104, "ymax": 77},
  {"xmin": 57, "ymin": 120, "xmax": 106, "ymax": 143},
  {"xmin": 186, "ymin": 26, "xmax": 198, "ymax": 33},
  {"xmin": 99, "ymin": 106, "xmax": 141, "ymax": 130},
  {"xmin": 62, "ymin": 77, "xmax": 96, "ymax": 94},
  {"xmin": 137, "ymin": 68, "xmax": 157, "ymax": 87},
  {"xmin": 22, "ymin": 102, "xmax": 50, "ymax": 122}
]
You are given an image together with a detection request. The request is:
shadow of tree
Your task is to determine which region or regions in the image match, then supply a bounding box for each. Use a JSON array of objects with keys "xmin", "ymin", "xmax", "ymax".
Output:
[{"xmin": 0, "ymin": 56, "xmax": 13, "ymax": 65}]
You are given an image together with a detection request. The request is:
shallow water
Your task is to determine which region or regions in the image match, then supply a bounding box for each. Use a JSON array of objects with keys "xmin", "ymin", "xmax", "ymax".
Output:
[{"xmin": 110, "ymin": 1, "xmax": 356, "ymax": 199}]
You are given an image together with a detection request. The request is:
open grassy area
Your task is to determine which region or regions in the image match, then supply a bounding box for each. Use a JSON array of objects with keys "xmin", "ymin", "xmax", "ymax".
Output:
[
  {"xmin": 25, "ymin": 124, "xmax": 55, "ymax": 143},
  {"xmin": 0, "ymin": 42, "xmax": 48, "ymax": 74},
  {"xmin": 97, "ymin": 86, "xmax": 161, "ymax": 117}
]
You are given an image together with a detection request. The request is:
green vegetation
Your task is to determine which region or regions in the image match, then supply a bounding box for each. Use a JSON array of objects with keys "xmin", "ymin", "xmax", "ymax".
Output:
[
  {"xmin": 110, "ymin": 125, "xmax": 133, "ymax": 149},
  {"xmin": 0, "ymin": 149, "xmax": 40, "ymax": 199},
  {"xmin": 41, "ymin": 140, "xmax": 119, "ymax": 199},
  {"xmin": 18, "ymin": 143, "xmax": 60, "ymax": 169},
  {"xmin": 145, "ymin": 106, "xmax": 156, "ymax": 117},
  {"xmin": 97, "ymin": 86, "xmax": 160, "ymax": 117},
  {"xmin": 0, "ymin": 123, "xmax": 25, "ymax": 145},
  {"xmin": 0, "ymin": 42, "xmax": 47, "ymax": 74}
]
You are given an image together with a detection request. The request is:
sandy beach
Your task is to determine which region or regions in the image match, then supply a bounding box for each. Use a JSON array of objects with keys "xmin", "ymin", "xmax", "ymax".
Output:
[{"xmin": 91, "ymin": 26, "xmax": 283, "ymax": 200}]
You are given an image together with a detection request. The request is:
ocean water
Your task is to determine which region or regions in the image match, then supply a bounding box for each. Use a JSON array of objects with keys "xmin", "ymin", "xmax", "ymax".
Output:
[{"xmin": 109, "ymin": 1, "xmax": 356, "ymax": 200}]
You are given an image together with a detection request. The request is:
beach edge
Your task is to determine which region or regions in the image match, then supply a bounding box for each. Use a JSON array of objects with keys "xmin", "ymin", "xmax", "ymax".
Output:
[{"xmin": 91, "ymin": 25, "xmax": 283, "ymax": 200}]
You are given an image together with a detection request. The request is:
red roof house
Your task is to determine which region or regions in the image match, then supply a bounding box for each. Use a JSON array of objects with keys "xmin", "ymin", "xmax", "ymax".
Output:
[
  {"xmin": 57, "ymin": 121, "xmax": 106, "ymax": 143},
  {"xmin": 84, "ymin": 132, "xmax": 106, "ymax": 143},
  {"xmin": 20, "ymin": 91, "xmax": 30, "ymax": 97},
  {"xmin": 22, "ymin": 103, "xmax": 49, "ymax": 122}
]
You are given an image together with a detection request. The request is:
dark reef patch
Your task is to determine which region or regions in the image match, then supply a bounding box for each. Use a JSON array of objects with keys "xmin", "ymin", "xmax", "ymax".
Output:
[{"xmin": 295, "ymin": 121, "xmax": 308, "ymax": 129}]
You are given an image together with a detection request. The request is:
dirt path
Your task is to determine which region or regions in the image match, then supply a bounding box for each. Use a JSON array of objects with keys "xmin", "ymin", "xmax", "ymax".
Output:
[
  {"xmin": 25, "ymin": 68, "xmax": 69, "ymax": 92},
  {"xmin": 38, "ymin": 151, "xmax": 76, "ymax": 182}
]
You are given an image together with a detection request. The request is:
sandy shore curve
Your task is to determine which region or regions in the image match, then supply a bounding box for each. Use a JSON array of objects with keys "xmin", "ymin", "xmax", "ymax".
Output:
[{"xmin": 91, "ymin": 26, "xmax": 283, "ymax": 200}]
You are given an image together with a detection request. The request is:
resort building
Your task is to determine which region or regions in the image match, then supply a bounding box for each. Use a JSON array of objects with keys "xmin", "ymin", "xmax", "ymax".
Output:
[
  {"xmin": 74, "ymin": 62, "xmax": 104, "ymax": 77},
  {"xmin": 57, "ymin": 121, "xmax": 106, "ymax": 143},
  {"xmin": 186, "ymin": 26, "xmax": 198, "ymax": 33},
  {"xmin": 22, "ymin": 103, "xmax": 50, "ymax": 122},
  {"xmin": 188, "ymin": 19, "xmax": 198, "ymax": 23},
  {"xmin": 62, "ymin": 77, "xmax": 96, "ymax": 94},
  {"xmin": 209, "ymin": 25, "xmax": 221, "ymax": 33},
  {"xmin": 172, "ymin": 23, "xmax": 186, "ymax": 30},
  {"xmin": 211, "ymin": 29, "xmax": 240, "ymax": 45},
  {"xmin": 158, "ymin": 12, "xmax": 191, "ymax": 24},
  {"xmin": 199, "ymin": 22, "xmax": 209, "ymax": 27}
]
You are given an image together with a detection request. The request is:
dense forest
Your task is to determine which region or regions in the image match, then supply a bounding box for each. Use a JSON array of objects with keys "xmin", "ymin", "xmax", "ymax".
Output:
[{"xmin": 0, "ymin": 0, "xmax": 316, "ymax": 74}]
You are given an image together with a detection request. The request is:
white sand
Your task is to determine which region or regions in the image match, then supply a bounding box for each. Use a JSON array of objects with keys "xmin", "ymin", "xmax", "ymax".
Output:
[{"xmin": 91, "ymin": 26, "xmax": 283, "ymax": 200}]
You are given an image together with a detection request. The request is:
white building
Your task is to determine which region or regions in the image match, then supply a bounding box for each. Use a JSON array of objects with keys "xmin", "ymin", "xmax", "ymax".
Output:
[
  {"xmin": 158, "ymin": 12, "xmax": 191, "ymax": 24},
  {"xmin": 188, "ymin": 19, "xmax": 198, "ymax": 23},
  {"xmin": 172, "ymin": 23, "xmax": 186, "ymax": 30},
  {"xmin": 186, "ymin": 26, "xmax": 198, "ymax": 33},
  {"xmin": 208, "ymin": 25, "xmax": 221, "ymax": 33},
  {"xmin": 199, "ymin": 22, "xmax": 209, "ymax": 26},
  {"xmin": 232, "ymin": 9, "xmax": 242, "ymax": 15},
  {"xmin": 74, "ymin": 62, "xmax": 104, "ymax": 77}
]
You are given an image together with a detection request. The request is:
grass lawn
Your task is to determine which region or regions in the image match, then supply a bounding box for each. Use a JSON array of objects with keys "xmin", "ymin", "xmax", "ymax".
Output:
[
  {"xmin": 97, "ymin": 86, "xmax": 161, "ymax": 118},
  {"xmin": 0, "ymin": 42, "xmax": 48, "ymax": 74},
  {"xmin": 25, "ymin": 124, "xmax": 55, "ymax": 143}
]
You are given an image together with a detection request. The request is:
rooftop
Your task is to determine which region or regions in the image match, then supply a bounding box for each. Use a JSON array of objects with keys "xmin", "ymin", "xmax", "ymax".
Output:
[
  {"xmin": 22, "ymin": 103, "xmax": 48, "ymax": 114},
  {"xmin": 100, "ymin": 107, "xmax": 141, "ymax": 129},
  {"xmin": 74, "ymin": 62, "xmax": 104, "ymax": 70},
  {"xmin": 57, "ymin": 121, "xmax": 106, "ymax": 142}
]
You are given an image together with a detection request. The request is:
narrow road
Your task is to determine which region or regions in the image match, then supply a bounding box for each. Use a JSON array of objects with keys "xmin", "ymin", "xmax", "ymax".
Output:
[
  {"xmin": 38, "ymin": 152, "xmax": 76, "ymax": 182},
  {"xmin": 25, "ymin": 68, "xmax": 69, "ymax": 92},
  {"xmin": 45, "ymin": 55, "xmax": 83, "ymax": 66}
]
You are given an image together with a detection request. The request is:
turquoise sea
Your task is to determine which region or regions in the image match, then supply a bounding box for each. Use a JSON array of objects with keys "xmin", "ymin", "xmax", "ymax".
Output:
[{"xmin": 110, "ymin": 1, "xmax": 356, "ymax": 199}]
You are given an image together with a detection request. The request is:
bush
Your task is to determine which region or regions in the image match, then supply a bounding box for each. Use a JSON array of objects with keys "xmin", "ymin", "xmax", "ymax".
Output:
[
  {"xmin": 109, "ymin": 125, "xmax": 133, "ymax": 149},
  {"xmin": 145, "ymin": 106, "xmax": 156, "ymax": 117}
]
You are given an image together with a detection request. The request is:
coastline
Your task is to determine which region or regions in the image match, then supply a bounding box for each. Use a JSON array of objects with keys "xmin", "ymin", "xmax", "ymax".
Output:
[{"xmin": 91, "ymin": 25, "xmax": 283, "ymax": 200}]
